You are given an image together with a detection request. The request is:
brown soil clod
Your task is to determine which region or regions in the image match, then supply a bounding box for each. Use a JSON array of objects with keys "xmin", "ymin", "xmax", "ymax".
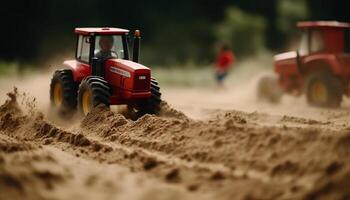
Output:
[
  {"xmin": 165, "ymin": 168, "xmax": 181, "ymax": 183},
  {"xmin": 143, "ymin": 157, "xmax": 158, "ymax": 170},
  {"xmin": 187, "ymin": 183, "xmax": 200, "ymax": 191},
  {"xmin": 211, "ymin": 171, "xmax": 226, "ymax": 181},
  {"xmin": 325, "ymin": 161, "xmax": 342, "ymax": 175}
]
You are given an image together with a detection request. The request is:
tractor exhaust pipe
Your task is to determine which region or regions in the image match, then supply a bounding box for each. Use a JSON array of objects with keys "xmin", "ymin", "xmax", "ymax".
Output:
[{"xmin": 132, "ymin": 30, "xmax": 141, "ymax": 63}]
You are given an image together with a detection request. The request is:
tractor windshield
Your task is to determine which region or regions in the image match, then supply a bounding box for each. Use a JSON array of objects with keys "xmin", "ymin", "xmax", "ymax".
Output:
[
  {"xmin": 299, "ymin": 30, "xmax": 308, "ymax": 56},
  {"xmin": 299, "ymin": 29, "xmax": 325, "ymax": 55},
  {"xmin": 95, "ymin": 35, "xmax": 125, "ymax": 59},
  {"xmin": 310, "ymin": 30, "xmax": 325, "ymax": 53}
]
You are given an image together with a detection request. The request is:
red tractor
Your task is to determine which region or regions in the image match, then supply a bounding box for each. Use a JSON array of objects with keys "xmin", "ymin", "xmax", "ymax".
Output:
[
  {"xmin": 50, "ymin": 27, "xmax": 161, "ymax": 116},
  {"xmin": 258, "ymin": 21, "xmax": 350, "ymax": 107}
]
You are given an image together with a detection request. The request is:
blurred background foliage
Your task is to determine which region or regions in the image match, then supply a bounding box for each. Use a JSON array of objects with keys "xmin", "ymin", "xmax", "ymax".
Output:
[
  {"xmin": 0, "ymin": 0, "xmax": 350, "ymax": 68},
  {"xmin": 216, "ymin": 7, "xmax": 267, "ymax": 57},
  {"xmin": 277, "ymin": 0, "xmax": 309, "ymax": 34}
]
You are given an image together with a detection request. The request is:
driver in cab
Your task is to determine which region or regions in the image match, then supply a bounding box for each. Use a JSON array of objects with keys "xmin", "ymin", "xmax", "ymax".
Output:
[{"xmin": 95, "ymin": 36, "xmax": 117, "ymax": 61}]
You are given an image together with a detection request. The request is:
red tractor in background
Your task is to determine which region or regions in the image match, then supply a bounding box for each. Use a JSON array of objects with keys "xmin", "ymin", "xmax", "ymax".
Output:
[
  {"xmin": 258, "ymin": 21, "xmax": 350, "ymax": 107},
  {"xmin": 50, "ymin": 27, "xmax": 161, "ymax": 116}
]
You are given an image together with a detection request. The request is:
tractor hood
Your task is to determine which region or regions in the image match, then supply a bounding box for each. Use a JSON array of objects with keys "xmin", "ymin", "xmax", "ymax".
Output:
[
  {"xmin": 104, "ymin": 58, "xmax": 151, "ymax": 92},
  {"xmin": 105, "ymin": 59, "xmax": 150, "ymax": 74},
  {"xmin": 274, "ymin": 51, "xmax": 297, "ymax": 62}
]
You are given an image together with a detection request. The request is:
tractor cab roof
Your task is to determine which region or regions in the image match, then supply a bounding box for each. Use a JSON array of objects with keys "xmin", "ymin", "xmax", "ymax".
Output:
[
  {"xmin": 297, "ymin": 21, "xmax": 350, "ymax": 29},
  {"xmin": 75, "ymin": 27, "xmax": 129, "ymax": 35}
]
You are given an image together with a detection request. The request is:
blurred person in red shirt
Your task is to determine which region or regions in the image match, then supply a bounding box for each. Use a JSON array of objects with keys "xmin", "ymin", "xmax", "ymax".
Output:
[{"xmin": 215, "ymin": 44, "xmax": 235, "ymax": 87}]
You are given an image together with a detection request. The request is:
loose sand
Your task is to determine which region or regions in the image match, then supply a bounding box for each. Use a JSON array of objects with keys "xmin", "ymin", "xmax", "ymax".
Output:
[{"xmin": 1, "ymin": 72, "xmax": 350, "ymax": 200}]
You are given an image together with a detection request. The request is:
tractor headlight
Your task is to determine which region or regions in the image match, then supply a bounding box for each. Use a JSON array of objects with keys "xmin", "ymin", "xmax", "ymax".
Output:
[{"xmin": 139, "ymin": 75, "xmax": 146, "ymax": 80}]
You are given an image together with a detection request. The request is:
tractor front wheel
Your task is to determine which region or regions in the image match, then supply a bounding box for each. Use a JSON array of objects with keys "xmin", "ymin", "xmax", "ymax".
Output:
[
  {"xmin": 50, "ymin": 69, "xmax": 78, "ymax": 115},
  {"xmin": 77, "ymin": 76, "xmax": 111, "ymax": 115},
  {"xmin": 306, "ymin": 72, "xmax": 343, "ymax": 108}
]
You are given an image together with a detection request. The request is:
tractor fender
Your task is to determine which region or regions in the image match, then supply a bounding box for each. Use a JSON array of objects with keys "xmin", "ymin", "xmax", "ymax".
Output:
[
  {"xmin": 63, "ymin": 60, "xmax": 91, "ymax": 82},
  {"xmin": 303, "ymin": 53, "xmax": 341, "ymax": 75}
]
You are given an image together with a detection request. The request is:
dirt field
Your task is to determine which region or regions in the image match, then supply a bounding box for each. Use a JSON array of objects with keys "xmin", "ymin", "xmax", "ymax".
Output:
[{"xmin": 1, "ymin": 72, "xmax": 350, "ymax": 200}]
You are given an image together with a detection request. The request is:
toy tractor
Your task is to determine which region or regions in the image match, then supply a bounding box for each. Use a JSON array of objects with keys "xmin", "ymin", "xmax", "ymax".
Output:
[
  {"xmin": 50, "ymin": 27, "xmax": 161, "ymax": 116},
  {"xmin": 258, "ymin": 21, "xmax": 350, "ymax": 107}
]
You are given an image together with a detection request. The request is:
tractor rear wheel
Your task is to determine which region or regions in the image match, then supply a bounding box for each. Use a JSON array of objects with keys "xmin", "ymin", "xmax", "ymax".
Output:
[
  {"xmin": 128, "ymin": 78, "xmax": 161, "ymax": 118},
  {"xmin": 306, "ymin": 72, "xmax": 343, "ymax": 108},
  {"xmin": 50, "ymin": 69, "xmax": 78, "ymax": 114},
  {"xmin": 77, "ymin": 76, "xmax": 111, "ymax": 115},
  {"xmin": 257, "ymin": 74, "xmax": 283, "ymax": 103}
]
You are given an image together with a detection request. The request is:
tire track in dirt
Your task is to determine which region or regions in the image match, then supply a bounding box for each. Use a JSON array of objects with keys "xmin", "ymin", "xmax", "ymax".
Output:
[
  {"xmin": 0, "ymin": 90, "xmax": 208, "ymax": 200},
  {"xmin": 1, "ymin": 89, "xmax": 350, "ymax": 200},
  {"xmin": 78, "ymin": 102, "xmax": 350, "ymax": 199},
  {"xmin": 1, "ymin": 142, "xmax": 201, "ymax": 200},
  {"xmin": 0, "ymin": 90, "xmax": 283, "ymax": 199},
  {"xmin": 0, "ymin": 98, "xmax": 279, "ymax": 199}
]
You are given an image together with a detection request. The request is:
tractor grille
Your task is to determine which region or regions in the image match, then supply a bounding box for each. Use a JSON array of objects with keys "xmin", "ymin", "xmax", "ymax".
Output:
[{"xmin": 134, "ymin": 74, "xmax": 150, "ymax": 91}]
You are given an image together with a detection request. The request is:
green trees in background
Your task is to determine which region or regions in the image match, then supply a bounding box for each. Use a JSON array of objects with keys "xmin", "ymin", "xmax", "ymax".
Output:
[
  {"xmin": 0, "ymin": 0, "xmax": 348, "ymax": 67},
  {"xmin": 277, "ymin": 0, "xmax": 309, "ymax": 47},
  {"xmin": 215, "ymin": 0, "xmax": 308, "ymax": 58},
  {"xmin": 277, "ymin": 0, "xmax": 308, "ymax": 33},
  {"xmin": 216, "ymin": 7, "xmax": 266, "ymax": 57}
]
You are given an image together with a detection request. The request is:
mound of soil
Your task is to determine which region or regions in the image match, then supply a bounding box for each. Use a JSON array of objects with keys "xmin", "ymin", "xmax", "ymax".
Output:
[{"xmin": 1, "ymin": 88, "xmax": 350, "ymax": 200}]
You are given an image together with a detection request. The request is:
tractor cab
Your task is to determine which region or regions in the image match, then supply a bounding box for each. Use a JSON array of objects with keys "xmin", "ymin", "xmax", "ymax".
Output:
[
  {"xmin": 74, "ymin": 27, "xmax": 138, "ymax": 62},
  {"xmin": 75, "ymin": 28, "xmax": 140, "ymax": 75},
  {"xmin": 297, "ymin": 21, "xmax": 350, "ymax": 56},
  {"xmin": 73, "ymin": 28, "xmax": 142, "ymax": 77}
]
